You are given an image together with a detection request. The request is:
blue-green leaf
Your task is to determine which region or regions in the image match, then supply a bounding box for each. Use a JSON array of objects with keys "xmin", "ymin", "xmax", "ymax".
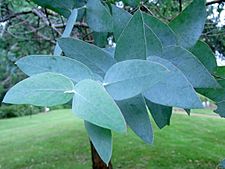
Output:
[
  {"xmin": 54, "ymin": 9, "xmax": 78, "ymax": 56},
  {"xmin": 169, "ymin": 0, "xmax": 206, "ymax": 48},
  {"xmin": 114, "ymin": 10, "xmax": 163, "ymax": 61},
  {"xmin": 85, "ymin": 121, "xmax": 112, "ymax": 165},
  {"xmin": 117, "ymin": 95, "xmax": 153, "ymax": 144},
  {"xmin": 162, "ymin": 46, "xmax": 219, "ymax": 88},
  {"xmin": 145, "ymin": 24, "xmax": 163, "ymax": 57},
  {"xmin": 115, "ymin": 10, "xmax": 146, "ymax": 61},
  {"xmin": 32, "ymin": 0, "xmax": 85, "ymax": 18},
  {"xmin": 104, "ymin": 59, "xmax": 169, "ymax": 100},
  {"xmin": 3, "ymin": 73, "xmax": 74, "ymax": 106},
  {"xmin": 86, "ymin": 0, "xmax": 113, "ymax": 32},
  {"xmin": 16, "ymin": 55, "xmax": 93, "ymax": 83},
  {"xmin": 190, "ymin": 40, "xmax": 217, "ymax": 73},
  {"xmin": 58, "ymin": 38, "xmax": 116, "ymax": 77},
  {"xmin": 145, "ymin": 99, "xmax": 172, "ymax": 129},
  {"xmin": 143, "ymin": 13, "xmax": 177, "ymax": 47},
  {"xmin": 73, "ymin": 79, "xmax": 126, "ymax": 133},
  {"xmin": 112, "ymin": 5, "xmax": 132, "ymax": 41},
  {"xmin": 144, "ymin": 56, "xmax": 202, "ymax": 109}
]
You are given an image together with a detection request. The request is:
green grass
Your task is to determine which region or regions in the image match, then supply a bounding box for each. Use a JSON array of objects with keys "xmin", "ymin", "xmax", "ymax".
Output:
[
  {"xmin": 191, "ymin": 108, "xmax": 216, "ymax": 115},
  {"xmin": 0, "ymin": 109, "xmax": 225, "ymax": 169}
]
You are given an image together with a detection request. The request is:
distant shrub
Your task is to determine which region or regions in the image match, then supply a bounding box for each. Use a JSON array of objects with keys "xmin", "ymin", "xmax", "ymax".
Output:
[{"xmin": 0, "ymin": 105, "xmax": 43, "ymax": 119}]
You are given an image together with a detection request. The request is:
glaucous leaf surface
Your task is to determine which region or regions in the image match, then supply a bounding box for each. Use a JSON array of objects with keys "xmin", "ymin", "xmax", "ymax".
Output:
[
  {"xmin": 169, "ymin": 0, "xmax": 206, "ymax": 49},
  {"xmin": 3, "ymin": 73, "xmax": 74, "ymax": 106},
  {"xmin": 190, "ymin": 41, "xmax": 217, "ymax": 73},
  {"xmin": 16, "ymin": 55, "xmax": 93, "ymax": 83},
  {"xmin": 112, "ymin": 9, "xmax": 176, "ymax": 49},
  {"xmin": 143, "ymin": 13, "xmax": 177, "ymax": 47},
  {"xmin": 114, "ymin": 10, "xmax": 163, "ymax": 61},
  {"xmin": 144, "ymin": 56, "xmax": 202, "ymax": 109},
  {"xmin": 104, "ymin": 59, "xmax": 169, "ymax": 100},
  {"xmin": 115, "ymin": 11, "xmax": 146, "ymax": 61},
  {"xmin": 58, "ymin": 38, "xmax": 116, "ymax": 77},
  {"xmin": 145, "ymin": 99, "xmax": 172, "ymax": 129},
  {"xmin": 73, "ymin": 79, "xmax": 126, "ymax": 133},
  {"xmin": 145, "ymin": 24, "xmax": 163, "ymax": 57},
  {"xmin": 54, "ymin": 9, "xmax": 78, "ymax": 56},
  {"xmin": 112, "ymin": 5, "xmax": 132, "ymax": 41},
  {"xmin": 32, "ymin": 0, "xmax": 85, "ymax": 18},
  {"xmin": 103, "ymin": 47, "xmax": 115, "ymax": 58},
  {"xmin": 85, "ymin": 121, "xmax": 112, "ymax": 164},
  {"xmin": 86, "ymin": 0, "xmax": 113, "ymax": 32},
  {"xmin": 117, "ymin": 95, "xmax": 153, "ymax": 144},
  {"xmin": 162, "ymin": 46, "xmax": 219, "ymax": 88}
]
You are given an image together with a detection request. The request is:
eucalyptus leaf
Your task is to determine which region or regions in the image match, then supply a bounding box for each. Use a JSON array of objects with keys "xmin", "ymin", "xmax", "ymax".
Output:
[
  {"xmin": 85, "ymin": 121, "xmax": 112, "ymax": 165},
  {"xmin": 190, "ymin": 40, "xmax": 217, "ymax": 73},
  {"xmin": 144, "ymin": 56, "xmax": 203, "ymax": 109},
  {"xmin": 103, "ymin": 47, "xmax": 115, "ymax": 58},
  {"xmin": 112, "ymin": 5, "xmax": 132, "ymax": 41},
  {"xmin": 58, "ymin": 38, "xmax": 116, "ymax": 77},
  {"xmin": 54, "ymin": 9, "xmax": 78, "ymax": 56},
  {"xmin": 73, "ymin": 79, "xmax": 126, "ymax": 133},
  {"xmin": 16, "ymin": 55, "xmax": 93, "ymax": 83},
  {"xmin": 143, "ymin": 13, "xmax": 177, "ymax": 47},
  {"xmin": 115, "ymin": 10, "xmax": 146, "ymax": 61},
  {"xmin": 162, "ymin": 46, "xmax": 219, "ymax": 88},
  {"xmin": 114, "ymin": 10, "xmax": 163, "ymax": 61},
  {"xmin": 86, "ymin": 0, "xmax": 113, "ymax": 32},
  {"xmin": 117, "ymin": 95, "xmax": 153, "ymax": 144},
  {"xmin": 32, "ymin": 0, "xmax": 85, "ymax": 18},
  {"xmin": 104, "ymin": 59, "xmax": 169, "ymax": 100},
  {"xmin": 169, "ymin": 0, "xmax": 206, "ymax": 48},
  {"xmin": 3, "ymin": 73, "xmax": 74, "ymax": 106},
  {"xmin": 145, "ymin": 24, "xmax": 163, "ymax": 57},
  {"xmin": 145, "ymin": 99, "xmax": 172, "ymax": 129}
]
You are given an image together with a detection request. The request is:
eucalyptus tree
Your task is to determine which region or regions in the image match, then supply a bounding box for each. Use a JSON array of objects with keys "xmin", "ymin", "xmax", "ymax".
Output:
[{"xmin": 2, "ymin": 0, "xmax": 225, "ymax": 169}]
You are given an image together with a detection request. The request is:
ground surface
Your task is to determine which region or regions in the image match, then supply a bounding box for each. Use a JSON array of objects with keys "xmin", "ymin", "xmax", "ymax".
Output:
[{"xmin": 0, "ymin": 109, "xmax": 224, "ymax": 169}]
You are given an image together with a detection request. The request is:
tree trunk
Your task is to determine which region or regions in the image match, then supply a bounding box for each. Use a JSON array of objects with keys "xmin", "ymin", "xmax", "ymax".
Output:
[{"xmin": 90, "ymin": 141, "xmax": 113, "ymax": 169}]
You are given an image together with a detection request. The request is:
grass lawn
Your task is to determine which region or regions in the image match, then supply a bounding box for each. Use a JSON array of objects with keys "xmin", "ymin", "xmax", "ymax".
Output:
[{"xmin": 0, "ymin": 109, "xmax": 225, "ymax": 169}]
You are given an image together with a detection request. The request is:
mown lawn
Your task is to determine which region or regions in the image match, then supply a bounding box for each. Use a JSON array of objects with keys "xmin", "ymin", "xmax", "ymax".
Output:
[{"xmin": 0, "ymin": 109, "xmax": 224, "ymax": 169}]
